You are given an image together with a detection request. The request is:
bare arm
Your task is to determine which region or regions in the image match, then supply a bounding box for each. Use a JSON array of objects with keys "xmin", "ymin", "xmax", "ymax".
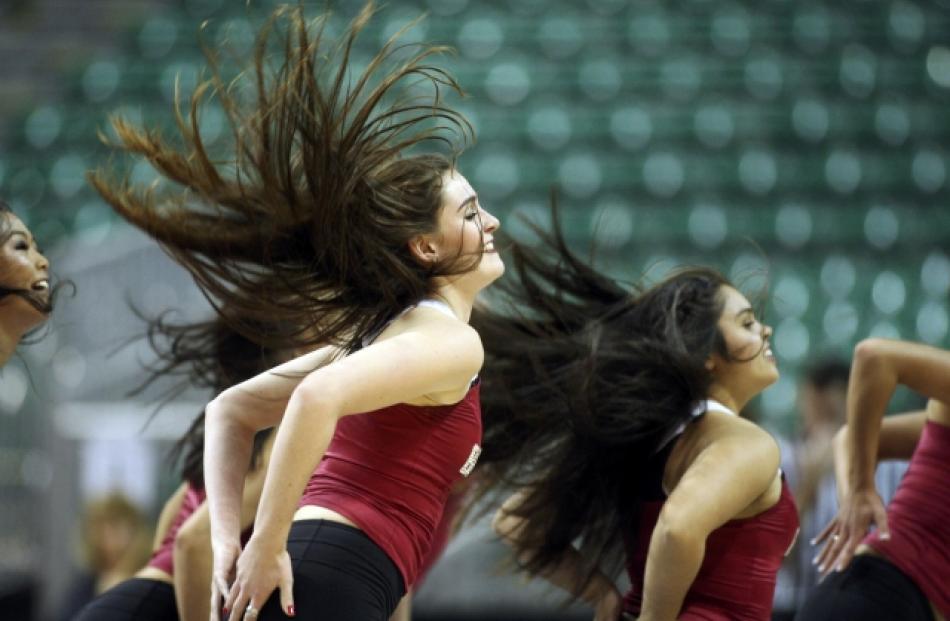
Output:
[
  {"xmin": 493, "ymin": 490, "xmax": 622, "ymax": 621},
  {"xmin": 815, "ymin": 339, "xmax": 950, "ymax": 572},
  {"xmin": 639, "ymin": 415, "xmax": 779, "ymax": 621},
  {"xmin": 831, "ymin": 410, "xmax": 927, "ymax": 503},
  {"xmin": 175, "ymin": 435, "xmax": 274, "ymax": 621},
  {"xmin": 223, "ymin": 318, "xmax": 484, "ymax": 620}
]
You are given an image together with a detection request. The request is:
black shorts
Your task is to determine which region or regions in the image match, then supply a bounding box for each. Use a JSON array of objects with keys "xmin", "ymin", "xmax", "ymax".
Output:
[
  {"xmin": 794, "ymin": 554, "xmax": 934, "ymax": 621},
  {"xmin": 257, "ymin": 520, "xmax": 405, "ymax": 621},
  {"xmin": 72, "ymin": 578, "xmax": 177, "ymax": 621}
]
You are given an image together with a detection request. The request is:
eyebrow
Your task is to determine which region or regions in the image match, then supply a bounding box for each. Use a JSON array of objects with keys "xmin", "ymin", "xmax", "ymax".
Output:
[
  {"xmin": 9, "ymin": 230, "xmax": 33, "ymax": 243},
  {"xmin": 734, "ymin": 307, "xmax": 754, "ymax": 318},
  {"xmin": 457, "ymin": 195, "xmax": 477, "ymax": 211}
]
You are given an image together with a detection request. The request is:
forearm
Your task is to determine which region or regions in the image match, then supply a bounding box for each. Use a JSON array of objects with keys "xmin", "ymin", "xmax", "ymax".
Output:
[
  {"xmin": 639, "ymin": 522, "xmax": 705, "ymax": 621},
  {"xmin": 845, "ymin": 340, "xmax": 896, "ymax": 491},
  {"xmin": 832, "ymin": 427, "xmax": 851, "ymax": 503},
  {"xmin": 204, "ymin": 400, "xmax": 257, "ymax": 542},
  {"xmin": 174, "ymin": 533, "xmax": 212, "ymax": 621},
  {"xmin": 251, "ymin": 385, "xmax": 339, "ymax": 547}
]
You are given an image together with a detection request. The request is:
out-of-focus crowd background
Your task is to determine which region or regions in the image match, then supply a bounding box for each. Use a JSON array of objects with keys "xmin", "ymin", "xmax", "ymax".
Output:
[{"xmin": 0, "ymin": 0, "xmax": 947, "ymax": 619}]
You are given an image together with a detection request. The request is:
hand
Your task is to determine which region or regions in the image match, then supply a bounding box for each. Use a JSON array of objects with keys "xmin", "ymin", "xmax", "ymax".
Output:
[
  {"xmin": 222, "ymin": 534, "xmax": 295, "ymax": 621},
  {"xmin": 210, "ymin": 537, "xmax": 240, "ymax": 621},
  {"xmin": 591, "ymin": 585, "xmax": 623, "ymax": 621},
  {"xmin": 812, "ymin": 486, "xmax": 889, "ymax": 575}
]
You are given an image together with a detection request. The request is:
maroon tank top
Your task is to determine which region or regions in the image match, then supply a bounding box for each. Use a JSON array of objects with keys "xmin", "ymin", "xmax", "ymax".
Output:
[
  {"xmin": 623, "ymin": 479, "xmax": 799, "ymax": 620},
  {"xmin": 863, "ymin": 420, "xmax": 950, "ymax": 617},
  {"xmin": 298, "ymin": 381, "xmax": 482, "ymax": 588},
  {"xmin": 148, "ymin": 484, "xmax": 206, "ymax": 575}
]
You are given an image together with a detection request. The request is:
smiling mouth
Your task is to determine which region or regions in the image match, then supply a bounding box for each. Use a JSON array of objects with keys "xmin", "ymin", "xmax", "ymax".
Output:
[
  {"xmin": 32, "ymin": 279, "xmax": 50, "ymax": 292},
  {"xmin": 484, "ymin": 240, "xmax": 496, "ymax": 253}
]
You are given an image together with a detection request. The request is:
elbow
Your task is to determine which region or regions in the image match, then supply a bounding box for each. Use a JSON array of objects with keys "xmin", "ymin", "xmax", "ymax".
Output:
[
  {"xmin": 174, "ymin": 521, "xmax": 208, "ymax": 559},
  {"xmin": 853, "ymin": 338, "xmax": 889, "ymax": 368},
  {"xmin": 290, "ymin": 374, "xmax": 341, "ymax": 418},
  {"xmin": 652, "ymin": 513, "xmax": 705, "ymax": 554}
]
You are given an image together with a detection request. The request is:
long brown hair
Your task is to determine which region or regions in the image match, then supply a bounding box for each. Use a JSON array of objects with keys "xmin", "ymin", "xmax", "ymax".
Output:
[
  {"xmin": 89, "ymin": 2, "xmax": 476, "ymax": 353},
  {"xmin": 472, "ymin": 210, "xmax": 741, "ymax": 597}
]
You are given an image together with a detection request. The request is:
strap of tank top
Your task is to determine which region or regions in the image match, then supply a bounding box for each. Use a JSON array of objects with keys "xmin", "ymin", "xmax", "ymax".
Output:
[
  {"xmin": 360, "ymin": 298, "xmax": 463, "ymax": 354},
  {"xmin": 653, "ymin": 399, "xmax": 737, "ymax": 455},
  {"xmin": 416, "ymin": 298, "xmax": 457, "ymax": 319},
  {"xmin": 693, "ymin": 399, "xmax": 737, "ymax": 417}
]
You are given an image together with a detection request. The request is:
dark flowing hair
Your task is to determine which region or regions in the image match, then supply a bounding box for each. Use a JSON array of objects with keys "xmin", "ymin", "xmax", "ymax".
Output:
[
  {"xmin": 136, "ymin": 313, "xmax": 282, "ymax": 488},
  {"xmin": 89, "ymin": 2, "xmax": 477, "ymax": 354},
  {"xmin": 0, "ymin": 200, "xmax": 63, "ymax": 317},
  {"xmin": 471, "ymin": 209, "xmax": 740, "ymax": 597}
]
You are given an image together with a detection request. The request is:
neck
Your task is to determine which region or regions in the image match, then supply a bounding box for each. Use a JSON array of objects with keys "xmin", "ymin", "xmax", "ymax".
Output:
[
  {"xmin": 0, "ymin": 326, "xmax": 20, "ymax": 368},
  {"xmin": 429, "ymin": 283, "xmax": 478, "ymax": 323},
  {"xmin": 705, "ymin": 385, "xmax": 747, "ymax": 415}
]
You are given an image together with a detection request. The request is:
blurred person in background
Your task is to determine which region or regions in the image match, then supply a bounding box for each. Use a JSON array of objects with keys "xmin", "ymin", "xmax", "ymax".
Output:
[
  {"xmin": 59, "ymin": 492, "xmax": 153, "ymax": 621},
  {"xmin": 799, "ymin": 339, "xmax": 949, "ymax": 621},
  {"xmin": 88, "ymin": 3, "xmax": 501, "ymax": 620},
  {"xmin": 0, "ymin": 198, "xmax": 52, "ymax": 367},
  {"xmin": 771, "ymin": 358, "xmax": 907, "ymax": 620}
]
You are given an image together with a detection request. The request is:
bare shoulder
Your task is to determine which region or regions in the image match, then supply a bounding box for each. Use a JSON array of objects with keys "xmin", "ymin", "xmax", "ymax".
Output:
[
  {"xmin": 669, "ymin": 412, "xmax": 779, "ymax": 486},
  {"xmin": 386, "ymin": 305, "xmax": 483, "ymax": 353}
]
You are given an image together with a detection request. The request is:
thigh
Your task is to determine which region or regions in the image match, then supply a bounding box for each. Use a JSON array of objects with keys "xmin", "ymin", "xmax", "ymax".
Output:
[
  {"xmin": 795, "ymin": 555, "xmax": 934, "ymax": 621},
  {"xmin": 258, "ymin": 520, "xmax": 405, "ymax": 621},
  {"xmin": 73, "ymin": 578, "xmax": 178, "ymax": 621}
]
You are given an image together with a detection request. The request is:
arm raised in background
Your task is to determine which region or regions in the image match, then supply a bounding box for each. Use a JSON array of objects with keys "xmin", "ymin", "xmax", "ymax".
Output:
[
  {"xmin": 814, "ymin": 339, "xmax": 950, "ymax": 574},
  {"xmin": 216, "ymin": 314, "xmax": 484, "ymax": 621},
  {"xmin": 637, "ymin": 413, "xmax": 780, "ymax": 621}
]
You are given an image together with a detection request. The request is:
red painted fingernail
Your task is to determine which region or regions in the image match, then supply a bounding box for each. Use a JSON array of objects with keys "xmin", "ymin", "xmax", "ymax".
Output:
[
  {"xmin": 288, "ymin": 604, "xmax": 296, "ymax": 617},
  {"xmin": 223, "ymin": 608, "xmax": 229, "ymax": 616}
]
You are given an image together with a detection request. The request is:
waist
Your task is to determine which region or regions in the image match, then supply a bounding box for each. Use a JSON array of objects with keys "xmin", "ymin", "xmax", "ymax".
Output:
[
  {"xmin": 293, "ymin": 505, "xmax": 359, "ymax": 529},
  {"xmin": 135, "ymin": 565, "xmax": 173, "ymax": 584}
]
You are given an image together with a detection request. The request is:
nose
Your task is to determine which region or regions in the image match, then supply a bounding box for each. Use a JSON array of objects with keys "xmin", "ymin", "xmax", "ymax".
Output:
[
  {"xmin": 481, "ymin": 207, "xmax": 500, "ymax": 233},
  {"xmin": 35, "ymin": 250, "xmax": 49, "ymax": 273},
  {"xmin": 762, "ymin": 323, "xmax": 773, "ymax": 339}
]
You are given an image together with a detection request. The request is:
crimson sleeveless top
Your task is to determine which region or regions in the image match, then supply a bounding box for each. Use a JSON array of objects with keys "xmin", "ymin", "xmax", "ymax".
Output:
[
  {"xmin": 298, "ymin": 381, "xmax": 482, "ymax": 589},
  {"xmin": 863, "ymin": 420, "xmax": 950, "ymax": 617},
  {"xmin": 147, "ymin": 484, "xmax": 206, "ymax": 575},
  {"xmin": 622, "ymin": 400, "xmax": 800, "ymax": 620}
]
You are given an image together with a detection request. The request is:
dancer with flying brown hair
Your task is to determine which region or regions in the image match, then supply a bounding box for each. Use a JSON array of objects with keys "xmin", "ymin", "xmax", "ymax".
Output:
[{"xmin": 89, "ymin": 3, "xmax": 502, "ymax": 620}]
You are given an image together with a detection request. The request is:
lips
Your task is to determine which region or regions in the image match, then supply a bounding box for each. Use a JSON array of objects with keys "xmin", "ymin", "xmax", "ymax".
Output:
[
  {"xmin": 32, "ymin": 279, "xmax": 50, "ymax": 292},
  {"xmin": 484, "ymin": 239, "xmax": 496, "ymax": 253}
]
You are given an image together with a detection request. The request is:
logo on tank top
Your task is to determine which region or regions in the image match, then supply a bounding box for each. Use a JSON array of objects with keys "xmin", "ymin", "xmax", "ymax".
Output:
[{"xmin": 459, "ymin": 443, "xmax": 481, "ymax": 477}]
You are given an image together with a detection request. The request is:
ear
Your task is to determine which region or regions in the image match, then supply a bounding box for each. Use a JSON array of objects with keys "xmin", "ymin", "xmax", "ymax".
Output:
[
  {"xmin": 408, "ymin": 233, "xmax": 440, "ymax": 265},
  {"xmin": 704, "ymin": 356, "xmax": 716, "ymax": 372}
]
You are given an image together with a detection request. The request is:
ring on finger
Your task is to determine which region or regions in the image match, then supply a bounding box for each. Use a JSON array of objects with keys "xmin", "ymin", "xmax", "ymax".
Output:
[{"xmin": 244, "ymin": 605, "xmax": 259, "ymax": 619}]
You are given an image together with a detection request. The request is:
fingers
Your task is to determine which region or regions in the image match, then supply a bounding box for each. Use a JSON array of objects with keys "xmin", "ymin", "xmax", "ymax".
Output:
[
  {"xmin": 813, "ymin": 530, "xmax": 840, "ymax": 575},
  {"xmin": 210, "ymin": 580, "xmax": 222, "ymax": 621},
  {"xmin": 278, "ymin": 560, "xmax": 296, "ymax": 618},
  {"xmin": 225, "ymin": 583, "xmax": 247, "ymax": 621},
  {"xmin": 874, "ymin": 504, "xmax": 891, "ymax": 541},
  {"xmin": 811, "ymin": 519, "xmax": 836, "ymax": 546}
]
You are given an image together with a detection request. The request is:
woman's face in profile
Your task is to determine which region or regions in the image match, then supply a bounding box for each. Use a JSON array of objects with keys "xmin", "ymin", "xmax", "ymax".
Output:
[{"xmin": 0, "ymin": 212, "xmax": 51, "ymax": 326}]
